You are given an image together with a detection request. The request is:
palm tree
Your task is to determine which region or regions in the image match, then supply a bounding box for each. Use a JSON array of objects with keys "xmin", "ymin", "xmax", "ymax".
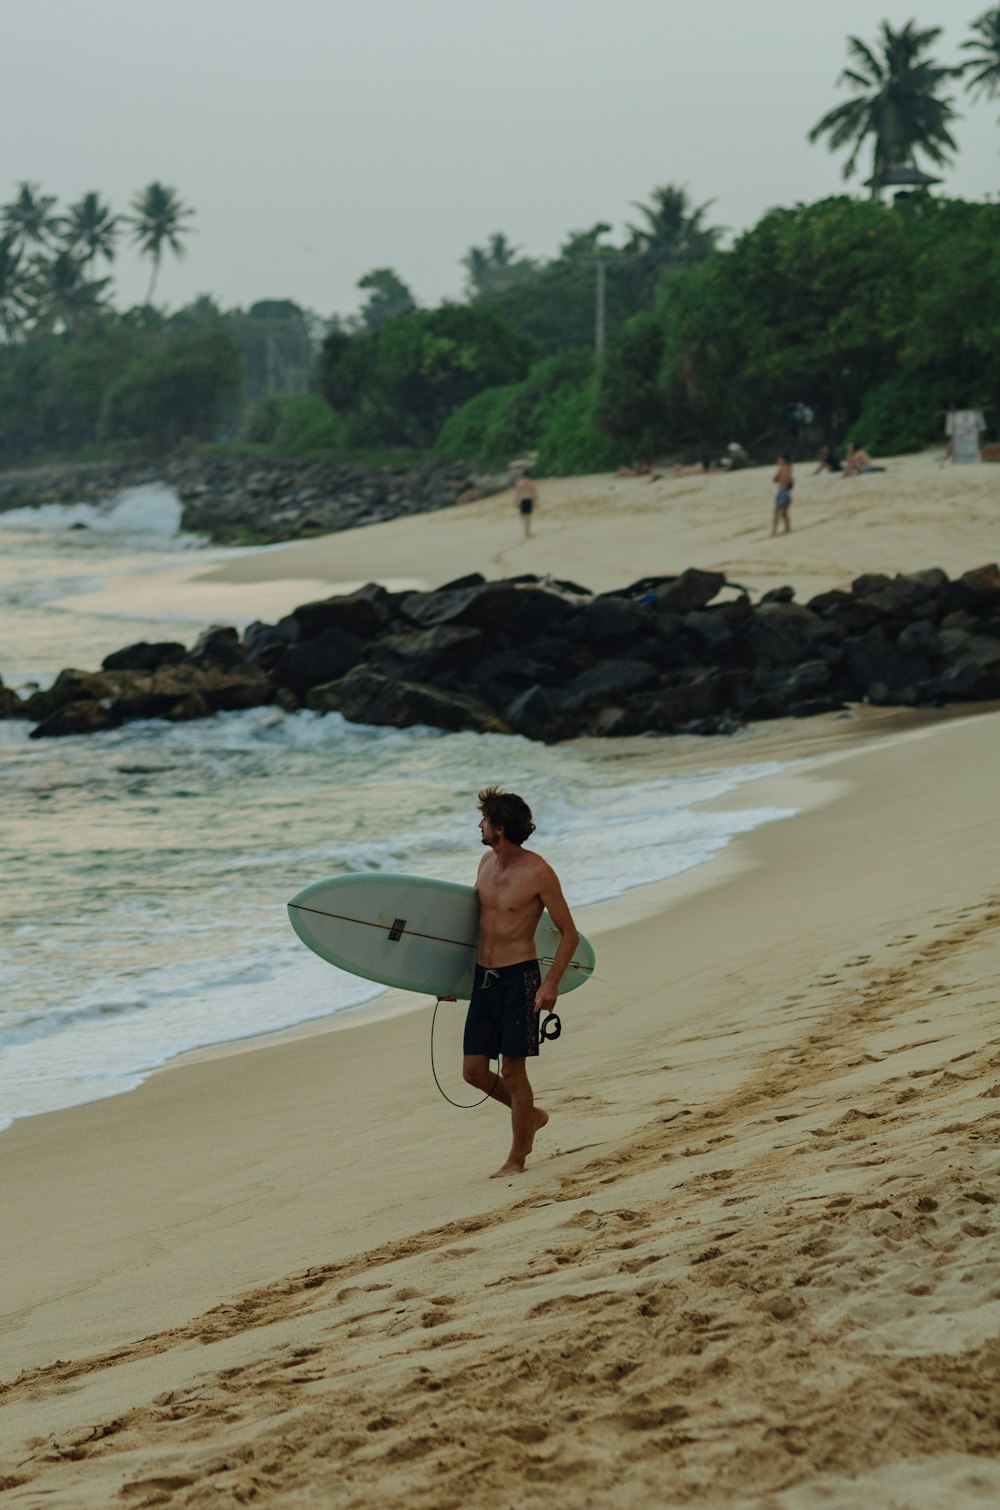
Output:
[
  {"xmin": 963, "ymin": 6, "xmax": 1000, "ymax": 113},
  {"xmin": 461, "ymin": 232, "xmax": 534, "ymax": 298},
  {"xmin": 2, "ymin": 181, "xmax": 60, "ymax": 250},
  {"xmin": 127, "ymin": 182, "xmax": 195, "ymax": 302},
  {"xmin": 0, "ymin": 233, "xmax": 29, "ymax": 341},
  {"xmin": 61, "ymin": 191, "xmax": 119, "ymax": 269},
  {"xmin": 808, "ymin": 21, "xmax": 961, "ymax": 199},
  {"xmin": 626, "ymin": 185, "xmax": 722, "ymax": 297},
  {"xmin": 24, "ymin": 250, "xmax": 112, "ymax": 337}
]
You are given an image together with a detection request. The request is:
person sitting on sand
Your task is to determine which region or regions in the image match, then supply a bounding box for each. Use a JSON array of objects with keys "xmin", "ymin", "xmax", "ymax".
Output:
[
  {"xmin": 616, "ymin": 458, "xmax": 655, "ymax": 479},
  {"xmin": 843, "ymin": 442, "xmax": 886, "ymax": 476},
  {"xmin": 463, "ymin": 787, "xmax": 579, "ymax": 1179},
  {"xmin": 515, "ymin": 470, "xmax": 537, "ymax": 538},
  {"xmin": 814, "ymin": 444, "xmax": 842, "ymax": 474},
  {"xmin": 772, "ymin": 454, "xmax": 793, "ymax": 535}
]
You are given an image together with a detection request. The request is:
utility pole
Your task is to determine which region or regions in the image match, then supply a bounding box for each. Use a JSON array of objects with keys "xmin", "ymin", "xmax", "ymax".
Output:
[
  {"xmin": 595, "ymin": 260, "xmax": 607, "ymax": 358},
  {"xmin": 584, "ymin": 256, "xmax": 631, "ymax": 360}
]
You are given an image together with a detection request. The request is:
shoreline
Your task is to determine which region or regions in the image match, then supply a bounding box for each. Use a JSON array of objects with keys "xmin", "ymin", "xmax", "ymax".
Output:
[
  {"xmin": 3, "ymin": 703, "xmax": 957, "ymax": 1132},
  {"xmin": 3, "ymin": 706, "xmax": 999, "ymax": 1503}
]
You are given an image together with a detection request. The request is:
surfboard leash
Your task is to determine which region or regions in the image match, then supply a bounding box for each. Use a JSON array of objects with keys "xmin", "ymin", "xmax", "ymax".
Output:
[
  {"xmin": 430, "ymin": 996, "xmax": 498, "ymax": 1108},
  {"xmin": 429, "ymin": 998, "xmax": 562, "ymax": 1108}
]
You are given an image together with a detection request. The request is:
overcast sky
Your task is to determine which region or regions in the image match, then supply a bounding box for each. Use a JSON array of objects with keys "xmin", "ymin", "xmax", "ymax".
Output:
[{"xmin": 4, "ymin": 0, "xmax": 997, "ymax": 319}]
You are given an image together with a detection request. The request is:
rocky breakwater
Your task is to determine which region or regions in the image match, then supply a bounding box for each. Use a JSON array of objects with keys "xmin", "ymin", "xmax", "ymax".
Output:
[
  {"xmin": 0, "ymin": 455, "xmax": 493, "ymax": 544},
  {"xmin": 3, "ymin": 564, "xmax": 999, "ymax": 742}
]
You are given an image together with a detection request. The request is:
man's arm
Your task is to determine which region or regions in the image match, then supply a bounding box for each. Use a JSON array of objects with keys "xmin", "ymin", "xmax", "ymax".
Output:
[{"xmin": 533, "ymin": 863, "xmax": 579, "ymax": 1015}]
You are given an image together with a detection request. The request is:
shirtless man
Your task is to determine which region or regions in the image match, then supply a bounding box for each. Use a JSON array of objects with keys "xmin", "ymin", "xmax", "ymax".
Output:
[
  {"xmin": 463, "ymin": 786, "xmax": 579, "ymax": 1178},
  {"xmin": 514, "ymin": 470, "xmax": 537, "ymax": 538},
  {"xmin": 772, "ymin": 454, "xmax": 793, "ymax": 535}
]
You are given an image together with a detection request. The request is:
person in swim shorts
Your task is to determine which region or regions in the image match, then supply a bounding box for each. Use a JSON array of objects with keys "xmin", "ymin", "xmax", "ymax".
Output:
[
  {"xmin": 463, "ymin": 786, "xmax": 579, "ymax": 1178},
  {"xmin": 514, "ymin": 469, "xmax": 537, "ymax": 538},
  {"xmin": 772, "ymin": 454, "xmax": 793, "ymax": 535}
]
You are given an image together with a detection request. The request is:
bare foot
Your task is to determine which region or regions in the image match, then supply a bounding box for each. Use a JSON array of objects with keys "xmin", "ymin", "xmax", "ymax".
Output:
[
  {"xmin": 526, "ymin": 1107, "xmax": 549, "ymax": 1155},
  {"xmin": 490, "ymin": 1158, "xmax": 526, "ymax": 1179}
]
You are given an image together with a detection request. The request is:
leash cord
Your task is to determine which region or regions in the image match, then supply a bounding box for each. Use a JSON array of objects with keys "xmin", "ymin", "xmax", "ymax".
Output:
[{"xmin": 430, "ymin": 996, "xmax": 498, "ymax": 1109}]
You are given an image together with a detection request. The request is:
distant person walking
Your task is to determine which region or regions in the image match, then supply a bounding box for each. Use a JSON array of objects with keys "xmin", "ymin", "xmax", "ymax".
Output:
[
  {"xmin": 515, "ymin": 470, "xmax": 537, "ymax": 539},
  {"xmin": 772, "ymin": 455, "xmax": 793, "ymax": 535}
]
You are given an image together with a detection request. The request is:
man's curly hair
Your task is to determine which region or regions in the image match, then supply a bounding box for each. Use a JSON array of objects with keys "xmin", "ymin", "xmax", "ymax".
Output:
[{"xmin": 478, "ymin": 786, "xmax": 536, "ymax": 846}]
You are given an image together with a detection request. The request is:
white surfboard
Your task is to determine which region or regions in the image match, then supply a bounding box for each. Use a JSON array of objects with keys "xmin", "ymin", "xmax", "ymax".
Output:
[{"xmin": 287, "ymin": 871, "xmax": 595, "ymax": 1000}]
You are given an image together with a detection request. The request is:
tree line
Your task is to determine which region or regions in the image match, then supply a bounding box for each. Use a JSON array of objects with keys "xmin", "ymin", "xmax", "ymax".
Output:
[{"xmin": 0, "ymin": 10, "xmax": 997, "ymax": 468}]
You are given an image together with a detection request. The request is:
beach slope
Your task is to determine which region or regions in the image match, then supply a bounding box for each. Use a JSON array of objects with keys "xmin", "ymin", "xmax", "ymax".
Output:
[{"xmin": 2, "ymin": 708, "xmax": 999, "ymax": 1507}]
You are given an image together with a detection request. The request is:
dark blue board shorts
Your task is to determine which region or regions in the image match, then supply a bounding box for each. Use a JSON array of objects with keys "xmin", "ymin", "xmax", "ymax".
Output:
[{"xmin": 464, "ymin": 960, "xmax": 542, "ymax": 1060}]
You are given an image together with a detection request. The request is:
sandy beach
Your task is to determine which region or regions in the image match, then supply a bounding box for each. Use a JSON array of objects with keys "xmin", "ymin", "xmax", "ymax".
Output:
[
  {"xmin": 3, "ymin": 451, "xmax": 1000, "ymax": 1507},
  {"xmin": 56, "ymin": 449, "xmax": 997, "ymax": 627}
]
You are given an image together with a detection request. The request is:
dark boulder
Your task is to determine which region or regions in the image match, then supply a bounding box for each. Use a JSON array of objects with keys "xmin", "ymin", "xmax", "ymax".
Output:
[
  {"xmin": 243, "ymin": 618, "xmax": 299, "ymax": 669},
  {"xmin": 627, "ymin": 670, "xmax": 723, "ymax": 732},
  {"xmin": 0, "ymin": 678, "xmax": 24, "ymax": 717},
  {"xmin": 307, "ymin": 668, "xmax": 506, "ymax": 734},
  {"xmin": 767, "ymin": 659, "xmax": 834, "ymax": 701},
  {"xmin": 941, "ymin": 564, "xmax": 1000, "ymax": 618},
  {"xmin": 271, "ymin": 627, "xmax": 365, "ymax": 696},
  {"xmin": 574, "ymin": 595, "xmax": 647, "ymax": 648},
  {"xmin": 760, "ymin": 585, "xmax": 796, "ymax": 604},
  {"xmin": 504, "ymin": 685, "xmax": 574, "ymax": 743},
  {"xmin": 841, "ymin": 630, "xmax": 930, "ymax": 701},
  {"xmin": 682, "ymin": 609, "xmax": 735, "ymax": 655},
  {"xmin": 30, "ymin": 699, "xmax": 122, "ymax": 738},
  {"xmin": 806, "ymin": 589, "xmax": 853, "ymax": 617},
  {"xmin": 651, "ymin": 569, "xmax": 727, "ymax": 615},
  {"xmin": 468, "ymin": 650, "xmax": 552, "ymax": 702},
  {"xmin": 558, "ymin": 659, "xmax": 660, "ymax": 714},
  {"xmin": 368, "ymin": 625, "xmax": 484, "ymax": 682},
  {"xmin": 400, "ymin": 580, "xmax": 577, "ymax": 639},
  {"xmin": 897, "ymin": 621, "xmax": 939, "ymax": 656},
  {"xmin": 187, "ymin": 625, "xmax": 244, "ymax": 667},
  {"xmin": 197, "ymin": 664, "xmax": 274, "ymax": 712},
  {"xmin": 101, "ymin": 641, "xmax": 186, "ymax": 672},
  {"xmin": 291, "ymin": 582, "xmax": 392, "ymax": 641},
  {"xmin": 24, "ymin": 668, "xmax": 123, "ymax": 722}
]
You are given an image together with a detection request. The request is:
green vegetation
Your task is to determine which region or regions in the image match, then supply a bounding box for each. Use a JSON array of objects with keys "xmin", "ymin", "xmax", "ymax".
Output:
[
  {"xmin": 596, "ymin": 195, "xmax": 1000, "ymax": 458},
  {"xmin": 1, "ymin": 14, "xmax": 997, "ymax": 482},
  {"xmin": 317, "ymin": 303, "xmax": 536, "ymax": 447}
]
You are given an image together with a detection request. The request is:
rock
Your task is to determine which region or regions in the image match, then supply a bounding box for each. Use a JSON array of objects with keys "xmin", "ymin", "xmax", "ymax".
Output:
[
  {"xmin": 574, "ymin": 595, "xmax": 646, "ymax": 647},
  {"xmin": 760, "ymin": 585, "xmax": 795, "ymax": 604},
  {"xmin": 806, "ymin": 589, "xmax": 853, "ymax": 617},
  {"xmin": 851, "ymin": 572, "xmax": 893, "ymax": 599},
  {"xmin": 243, "ymin": 619, "xmax": 299, "ymax": 670},
  {"xmin": 0, "ymin": 677, "xmax": 24, "ymax": 717},
  {"xmin": 291, "ymin": 583, "xmax": 392, "ymax": 641},
  {"xmin": 399, "ymin": 580, "xmax": 576, "ymax": 638},
  {"xmin": 943, "ymin": 564, "xmax": 1000, "ymax": 617},
  {"xmin": 307, "ymin": 668, "xmax": 506, "ymax": 734},
  {"xmin": 30, "ymin": 699, "xmax": 121, "ymax": 738},
  {"xmin": 271, "ymin": 628, "xmax": 365, "ymax": 696},
  {"xmin": 682, "ymin": 610, "xmax": 734, "ymax": 654},
  {"xmin": 188, "ymin": 625, "xmax": 244, "ymax": 667},
  {"xmin": 24, "ymin": 668, "xmax": 123, "ymax": 722},
  {"xmin": 559, "ymin": 659, "xmax": 659, "ymax": 714},
  {"xmin": 368, "ymin": 625, "xmax": 484, "ymax": 682},
  {"xmin": 897, "ymin": 621, "xmax": 938, "ymax": 655},
  {"xmin": 769, "ymin": 659, "xmax": 833, "ymax": 700},
  {"xmin": 101, "ymin": 641, "xmax": 186, "ymax": 672},
  {"xmin": 197, "ymin": 664, "xmax": 274, "ymax": 712},
  {"xmin": 841, "ymin": 630, "xmax": 930, "ymax": 702},
  {"xmin": 627, "ymin": 671, "xmax": 722, "ymax": 732},
  {"xmin": 651, "ymin": 569, "xmax": 727, "ymax": 615},
  {"xmin": 504, "ymin": 685, "xmax": 575, "ymax": 743}
]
